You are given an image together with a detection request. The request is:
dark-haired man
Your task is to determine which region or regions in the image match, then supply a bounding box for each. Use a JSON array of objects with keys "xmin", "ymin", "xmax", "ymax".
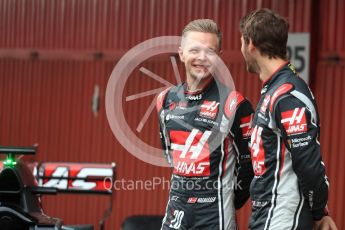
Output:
[{"xmin": 240, "ymin": 8, "xmax": 337, "ymax": 230}]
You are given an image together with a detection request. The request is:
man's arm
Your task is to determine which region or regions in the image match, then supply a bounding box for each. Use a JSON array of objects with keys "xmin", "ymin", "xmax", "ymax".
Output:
[
  {"xmin": 275, "ymin": 95, "xmax": 329, "ymax": 220},
  {"xmin": 156, "ymin": 88, "xmax": 172, "ymax": 166},
  {"xmin": 226, "ymin": 94, "xmax": 254, "ymax": 210}
]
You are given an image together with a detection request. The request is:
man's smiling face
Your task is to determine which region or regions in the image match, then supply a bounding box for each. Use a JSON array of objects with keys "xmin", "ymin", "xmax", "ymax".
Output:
[{"xmin": 179, "ymin": 31, "xmax": 221, "ymax": 82}]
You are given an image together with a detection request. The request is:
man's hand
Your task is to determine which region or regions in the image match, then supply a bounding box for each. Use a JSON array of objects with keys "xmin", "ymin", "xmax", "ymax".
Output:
[{"xmin": 313, "ymin": 216, "xmax": 337, "ymax": 230}]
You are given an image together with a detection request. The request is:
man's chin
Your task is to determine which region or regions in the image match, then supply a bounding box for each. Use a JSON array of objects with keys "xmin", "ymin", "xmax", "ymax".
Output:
[
  {"xmin": 191, "ymin": 71, "xmax": 212, "ymax": 80},
  {"xmin": 247, "ymin": 65, "xmax": 257, "ymax": 74}
]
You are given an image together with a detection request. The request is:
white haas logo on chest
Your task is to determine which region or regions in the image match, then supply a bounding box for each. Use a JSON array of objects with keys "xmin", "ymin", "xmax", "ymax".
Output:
[{"xmin": 170, "ymin": 129, "xmax": 211, "ymax": 176}]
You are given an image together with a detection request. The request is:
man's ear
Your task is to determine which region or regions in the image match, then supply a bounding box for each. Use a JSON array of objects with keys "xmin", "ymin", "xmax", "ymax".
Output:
[
  {"xmin": 178, "ymin": 46, "xmax": 184, "ymax": 62},
  {"xmin": 248, "ymin": 39, "xmax": 256, "ymax": 52},
  {"xmin": 219, "ymin": 50, "xmax": 223, "ymax": 55}
]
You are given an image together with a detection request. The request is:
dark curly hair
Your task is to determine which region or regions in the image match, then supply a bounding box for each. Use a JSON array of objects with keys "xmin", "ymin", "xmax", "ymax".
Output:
[{"xmin": 240, "ymin": 8, "xmax": 289, "ymax": 59}]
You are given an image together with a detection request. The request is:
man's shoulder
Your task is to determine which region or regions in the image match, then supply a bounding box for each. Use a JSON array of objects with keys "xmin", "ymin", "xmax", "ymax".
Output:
[
  {"xmin": 156, "ymin": 84, "xmax": 183, "ymax": 111},
  {"xmin": 156, "ymin": 87, "xmax": 172, "ymax": 112},
  {"xmin": 224, "ymin": 90, "xmax": 251, "ymax": 118},
  {"xmin": 268, "ymin": 77, "xmax": 315, "ymax": 114}
]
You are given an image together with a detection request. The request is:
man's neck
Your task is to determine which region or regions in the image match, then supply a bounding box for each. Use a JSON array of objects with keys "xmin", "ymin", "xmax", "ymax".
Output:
[
  {"xmin": 186, "ymin": 75, "xmax": 213, "ymax": 92},
  {"xmin": 258, "ymin": 57, "xmax": 287, "ymax": 83}
]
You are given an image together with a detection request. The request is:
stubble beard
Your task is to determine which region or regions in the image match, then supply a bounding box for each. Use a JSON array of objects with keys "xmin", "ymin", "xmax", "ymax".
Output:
[
  {"xmin": 246, "ymin": 59, "xmax": 260, "ymax": 74},
  {"xmin": 187, "ymin": 69, "xmax": 212, "ymax": 90}
]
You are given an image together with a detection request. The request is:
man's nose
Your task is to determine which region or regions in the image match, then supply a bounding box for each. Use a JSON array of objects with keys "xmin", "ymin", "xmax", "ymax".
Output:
[{"xmin": 197, "ymin": 50, "xmax": 207, "ymax": 60}]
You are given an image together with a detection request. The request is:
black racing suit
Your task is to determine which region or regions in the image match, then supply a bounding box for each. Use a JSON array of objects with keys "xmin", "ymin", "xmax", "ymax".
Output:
[
  {"xmin": 156, "ymin": 79, "xmax": 254, "ymax": 230},
  {"xmin": 249, "ymin": 62, "xmax": 329, "ymax": 230}
]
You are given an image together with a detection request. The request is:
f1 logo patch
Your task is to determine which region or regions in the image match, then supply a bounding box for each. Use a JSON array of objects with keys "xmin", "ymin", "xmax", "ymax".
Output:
[
  {"xmin": 281, "ymin": 108, "xmax": 308, "ymax": 135},
  {"xmin": 187, "ymin": 197, "xmax": 197, "ymax": 203}
]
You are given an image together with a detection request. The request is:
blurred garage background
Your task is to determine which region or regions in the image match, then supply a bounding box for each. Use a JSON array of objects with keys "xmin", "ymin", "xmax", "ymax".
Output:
[{"xmin": 0, "ymin": 0, "xmax": 344, "ymax": 229}]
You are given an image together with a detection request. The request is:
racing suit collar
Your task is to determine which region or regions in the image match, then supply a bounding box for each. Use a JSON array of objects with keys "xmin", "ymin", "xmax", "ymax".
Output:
[
  {"xmin": 261, "ymin": 61, "xmax": 289, "ymax": 94},
  {"xmin": 184, "ymin": 77, "xmax": 216, "ymax": 95}
]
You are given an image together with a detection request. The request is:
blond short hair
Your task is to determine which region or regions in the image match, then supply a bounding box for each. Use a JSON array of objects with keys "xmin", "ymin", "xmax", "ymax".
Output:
[{"xmin": 182, "ymin": 19, "xmax": 222, "ymax": 50}]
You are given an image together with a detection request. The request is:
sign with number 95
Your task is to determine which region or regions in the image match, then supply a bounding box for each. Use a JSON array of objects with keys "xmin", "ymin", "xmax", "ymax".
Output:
[{"xmin": 287, "ymin": 33, "xmax": 310, "ymax": 84}]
